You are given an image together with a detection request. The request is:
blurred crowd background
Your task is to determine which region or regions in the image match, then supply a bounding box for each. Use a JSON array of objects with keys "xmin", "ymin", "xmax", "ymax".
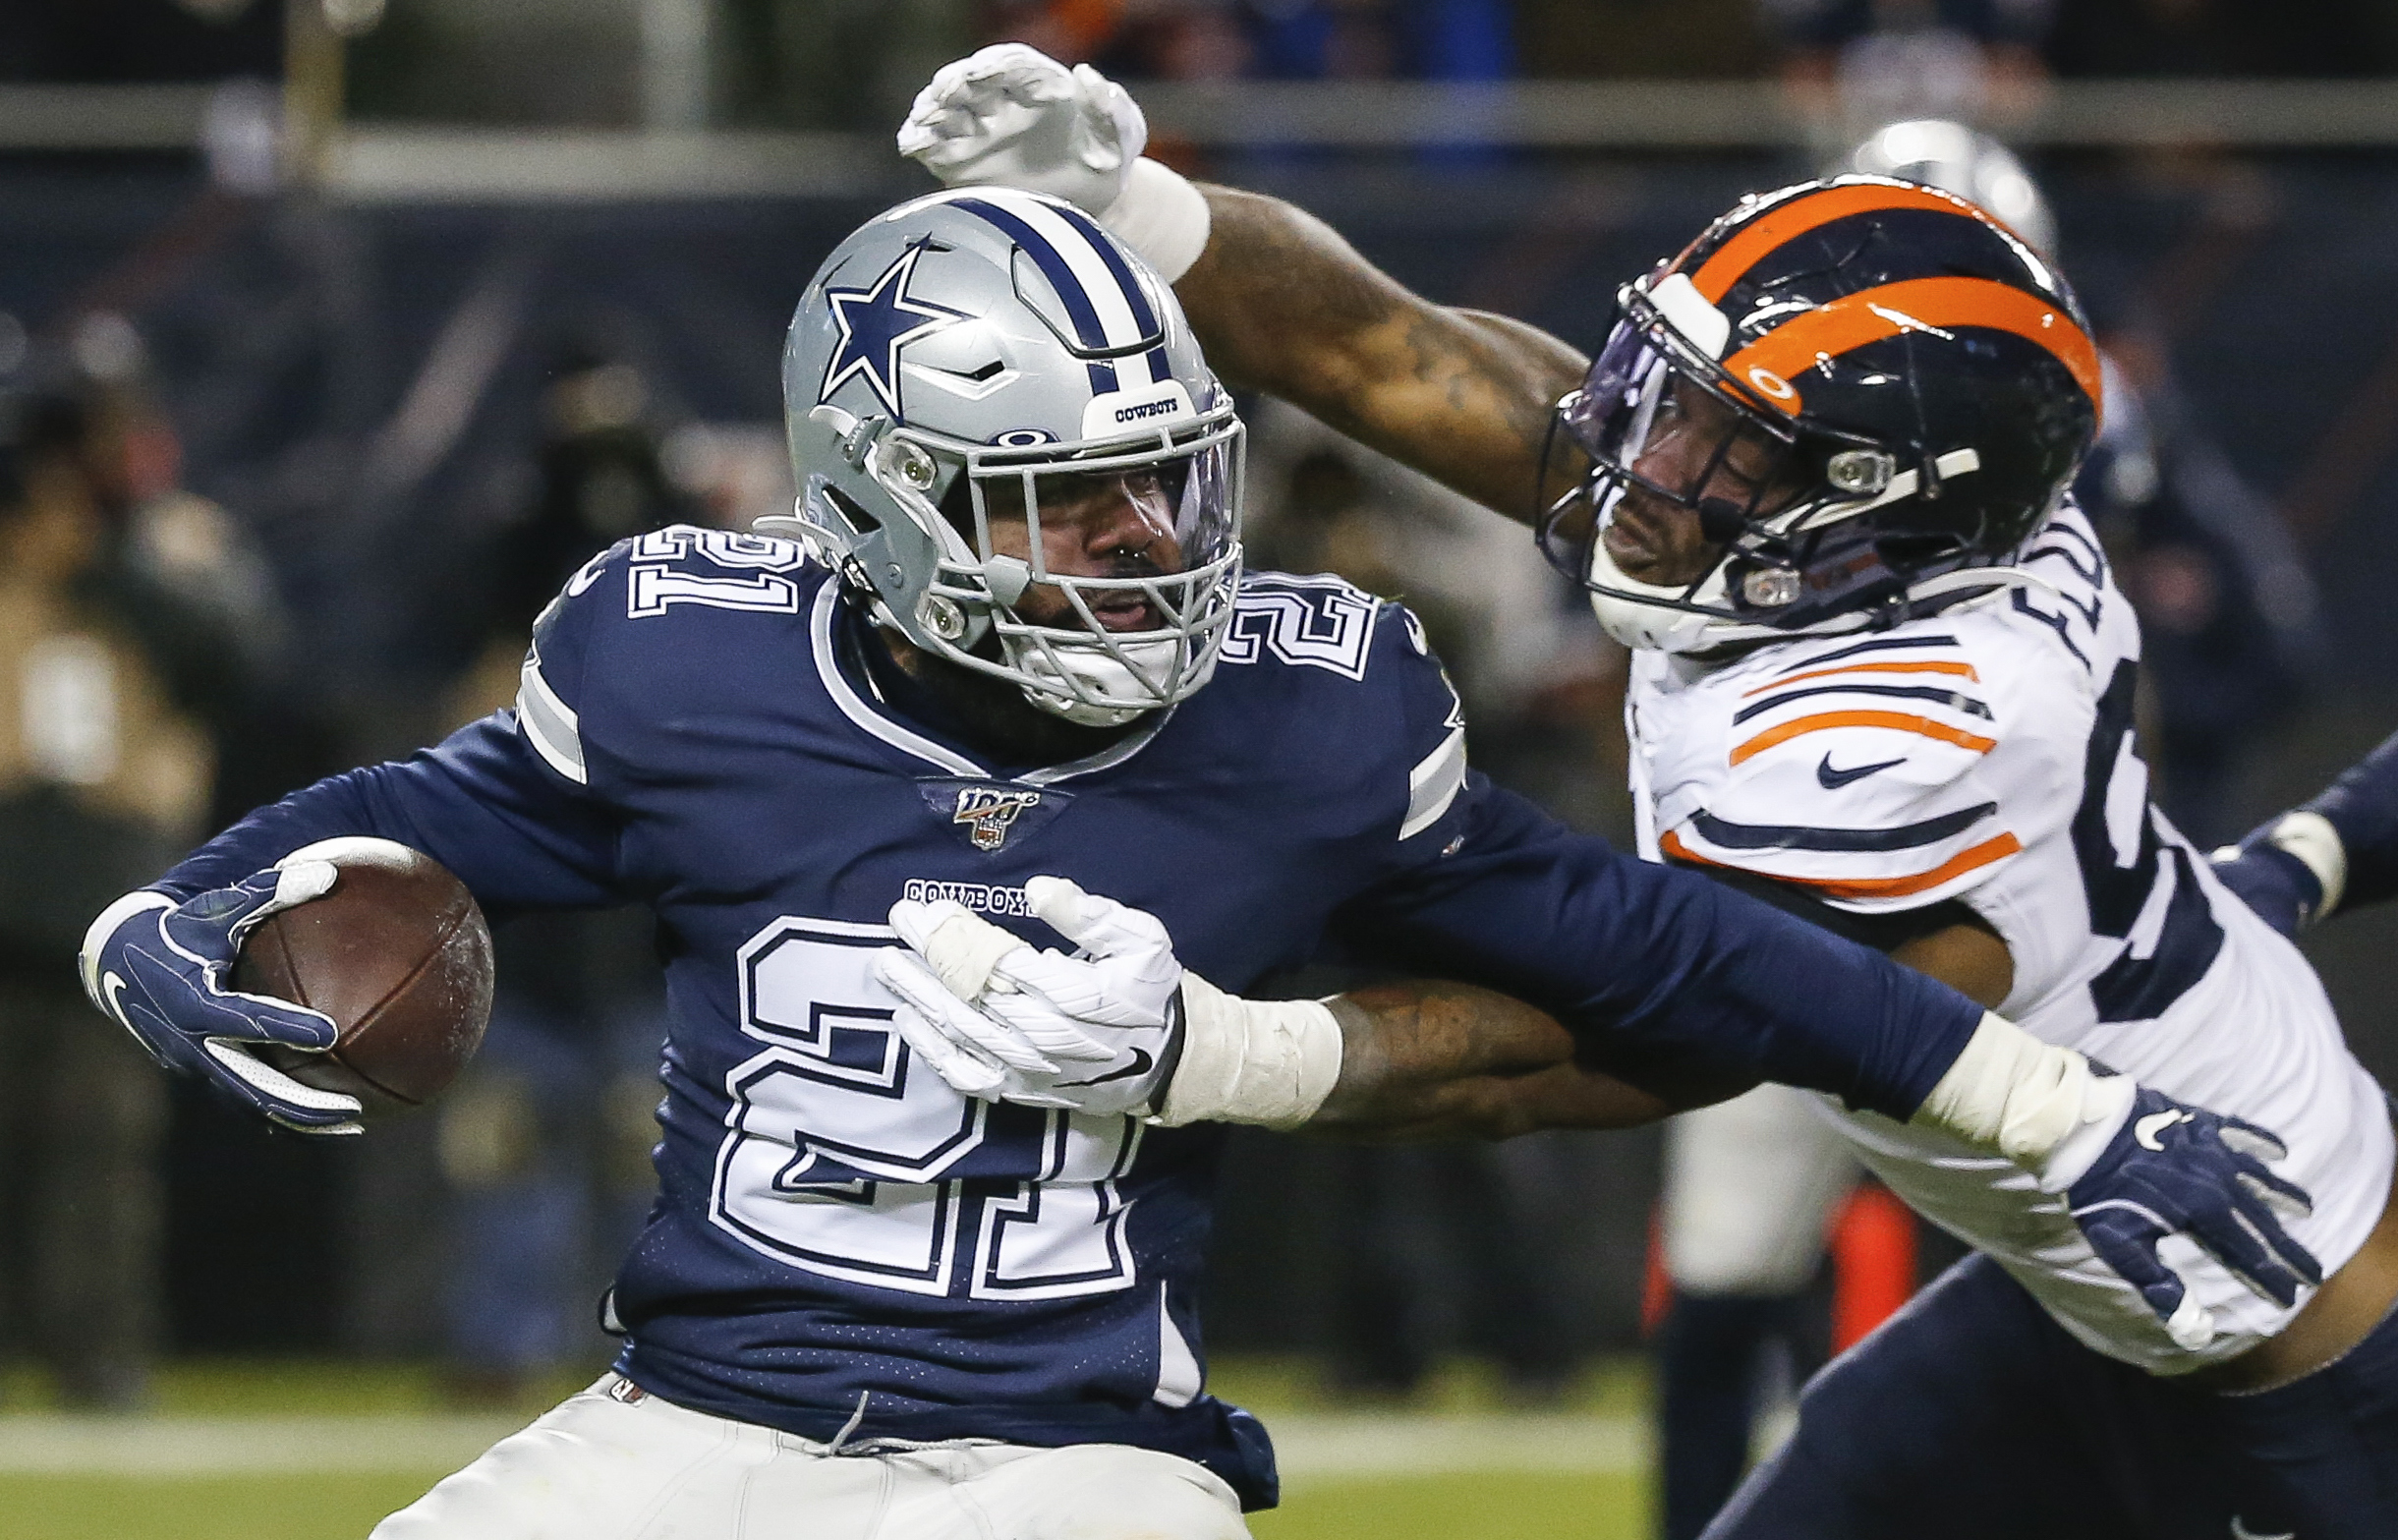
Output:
[{"xmin": 2, "ymin": 0, "xmax": 2396, "ymax": 1472}]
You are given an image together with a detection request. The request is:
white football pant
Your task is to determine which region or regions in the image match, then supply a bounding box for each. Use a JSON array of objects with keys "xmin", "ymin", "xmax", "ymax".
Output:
[
  {"xmin": 1663, "ymin": 1084, "xmax": 1857, "ymax": 1296},
  {"xmin": 371, "ymin": 1375, "xmax": 1249, "ymax": 1540}
]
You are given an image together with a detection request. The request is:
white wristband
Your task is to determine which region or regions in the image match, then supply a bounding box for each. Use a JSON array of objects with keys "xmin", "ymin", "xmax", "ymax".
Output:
[
  {"xmin": 1911, "ymin": 1011, "xmax": 2135, "ymax": 1191},
  {"xmin": 2266, "ymin": 810, "xmax": 2348, "ymax": 920},
  {"xmin": 1100, "ymin": 157, "xmax": 1212, "ymax": 284},
  {"xmin": 1154, "ymin": 973, "xmax": 1342, "ymax": 1130}
]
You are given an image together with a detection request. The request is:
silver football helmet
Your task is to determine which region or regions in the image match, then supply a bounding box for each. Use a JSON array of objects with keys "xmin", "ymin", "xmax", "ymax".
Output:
[
  {"xmin": 1845, "ymin": 118, "xmax": 2056, "ymax": 257},
  {"xmin": 767, "ymin": 186, "xmax": 1243, "ymax": 727}
]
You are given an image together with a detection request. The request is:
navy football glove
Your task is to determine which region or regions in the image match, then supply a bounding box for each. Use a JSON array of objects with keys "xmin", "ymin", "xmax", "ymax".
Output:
[
  {"xmin": 2063, "ymin": 1084, "xmax": 2319, "ymax": 1348},
  {"xmin": 80, "ymin": 863, "xmax": 364, "ymax": 1134},
  {"xmin": 2206, "ymin": 839, "xmax": 2321, "ymax": 939}
]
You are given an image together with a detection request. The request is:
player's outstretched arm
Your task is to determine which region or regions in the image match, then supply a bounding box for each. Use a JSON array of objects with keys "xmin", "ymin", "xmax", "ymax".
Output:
[
  {"xmin": 2211, "ymin": 727, "xmax": 2398, "ymax": 937},
  {"xmin": 896, "ymin": 44, "xmax": 1586, "ymax": 521},
  {"xmin": 883, "ymin": 852, "xmax": 2322, "ymax": 1348},
  {"xmin": 1171, "ymin": 190, "xmax": 1587, "ymax": 520},
  {"xmin": 872, "ymin": 877, "xmax": 1682, "ymax": 1138},
  {"xmin": 1310, "ymin": 981, "xmax": 1688, "ymax": 1140}
]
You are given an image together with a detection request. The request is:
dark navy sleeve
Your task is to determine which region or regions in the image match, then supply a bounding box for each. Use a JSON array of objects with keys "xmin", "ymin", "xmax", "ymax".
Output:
[
  {"xmin": 149, "ymin": 713, "xmax": 624, "ymax": 921},
  {"xmin": 148, "ymin": 546, "xmax": 632, "ymax": 920},
  {"xmin": 1334, "ymin": 777, "xmax": 1982, "ymax": 1121},
  {"xmin": 2304, "ymin": 727, "xmax": 2398, "ymax": 914}
]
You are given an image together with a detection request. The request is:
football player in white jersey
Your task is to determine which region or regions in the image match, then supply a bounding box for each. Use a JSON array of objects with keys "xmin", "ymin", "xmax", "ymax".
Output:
[{"xmin": 894, "ymin": 47, "xmax": 2398, "ymax": 1539}]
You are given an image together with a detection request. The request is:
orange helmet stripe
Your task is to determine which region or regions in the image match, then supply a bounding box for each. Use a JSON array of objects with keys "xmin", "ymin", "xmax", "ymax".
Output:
[
  {"xmin": 1717, "ymin": 276, "xmax": 2103, "ymax": 421},
  {"xmin": 1684, "ymin": 183, "xmax": 2007, "ymax": 304}
]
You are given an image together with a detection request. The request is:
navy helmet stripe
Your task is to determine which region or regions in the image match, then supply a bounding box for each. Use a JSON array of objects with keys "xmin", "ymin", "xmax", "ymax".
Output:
[
  {"xmin": 949, "ymin": 197, "xmax": 1113, "ymax": 351},
  {"xmin": 1050, "ymin": 201, "xmax": 1163, "ymax": 337}
]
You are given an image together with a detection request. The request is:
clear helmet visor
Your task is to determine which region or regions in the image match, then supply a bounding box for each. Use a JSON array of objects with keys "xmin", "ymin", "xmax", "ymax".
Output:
[
  {"xmin": 1536, "ymin": 308, "xmax": 1816, "ymax": 651},
  {"xmin": 931, "ymin": 416, "xmax": 1244, "ymax": 724}
]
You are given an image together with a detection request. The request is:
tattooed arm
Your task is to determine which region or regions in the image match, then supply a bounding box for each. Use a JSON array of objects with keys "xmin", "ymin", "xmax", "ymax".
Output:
[
  {"xmin": 1174, "ymin": 186, "xmax": 1590, "ymax": 523},
  {"xmin": 1308, "ymin": 981, "xmax": 1737, "ymax": 1141}
]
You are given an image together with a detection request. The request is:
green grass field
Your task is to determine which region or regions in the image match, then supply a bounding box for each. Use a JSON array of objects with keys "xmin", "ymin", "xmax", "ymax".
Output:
[{"xmin": 0, "ymin": 1358, "xmax": 1656, "ymax": 1540}]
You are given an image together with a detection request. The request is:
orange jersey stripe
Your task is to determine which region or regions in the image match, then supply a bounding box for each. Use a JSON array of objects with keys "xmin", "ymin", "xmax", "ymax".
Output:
[
  {"xmin": 1743, "ymin": 659, "xmax": 1980, "ymax": 696},
  {"xmin": 1731, "ymin": 710, "xmax": 1997, "ymax": 765},
  {"xmin": 1662, "ymin": 828, "xmax": 2024, "ymax": 900},
  {"xmin": 1684, "ymin": 183, "xmax": 2001, "ymax": 303},
  {"xmin": 1719, "ymin": 276, "xmax": 2103, "ymax": 420}
]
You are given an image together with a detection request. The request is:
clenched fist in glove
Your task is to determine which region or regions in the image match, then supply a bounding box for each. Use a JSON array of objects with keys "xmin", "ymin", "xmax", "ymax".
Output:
[
  {"xmin": 874, "ymin": 876, "xmax": 1342, "ymax": 1126},
  {"xmin": 81, "ymin": 859, "xmax": 363, "ymax": 1134},
  {"xmin": 897, "ymin": 44, "xmax": 1213, "ymax": 282}
]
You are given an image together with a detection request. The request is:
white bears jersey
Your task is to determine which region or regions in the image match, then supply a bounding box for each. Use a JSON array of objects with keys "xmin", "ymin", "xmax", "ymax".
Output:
[{"xmin": 1627, "ymin": 504, "xmax": 2394, "ymax": 1373}]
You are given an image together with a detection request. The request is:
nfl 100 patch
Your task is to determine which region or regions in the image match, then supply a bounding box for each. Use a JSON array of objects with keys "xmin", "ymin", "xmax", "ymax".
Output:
[{"xmin": 917, "ymin": 779, "xmax": 1075, "ymax": 853}]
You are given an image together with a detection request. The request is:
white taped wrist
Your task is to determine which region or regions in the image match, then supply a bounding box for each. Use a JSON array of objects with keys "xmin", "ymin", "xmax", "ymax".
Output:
[
  {"xmin": 1154, "ymin": 973, "xmax": 1342, "ymax": 1129},
  {"xmin": 1912, "ymin": 1011, "xmax": 2134, "ymax": 1190},
  {"xmin": 2267, "ymin": 810, "xmax": 2348, "ymax": 920},
  {"xmin": 1100, "ymin": 158, "xmax": 1212, "ymax": 284}
]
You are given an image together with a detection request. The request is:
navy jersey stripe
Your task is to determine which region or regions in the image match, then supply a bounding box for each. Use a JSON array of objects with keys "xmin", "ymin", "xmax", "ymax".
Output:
[
  {"xmin": 1689, "ymin": 801, "xmax": 1998, "ymax": 853},
  {"xmin": 1773, "ymin": 634, "xmax": 1963, "ymax": 673},
  {"xmin": 1734, "ymin": 681, "xmax": 1994, "ymax": 725}
]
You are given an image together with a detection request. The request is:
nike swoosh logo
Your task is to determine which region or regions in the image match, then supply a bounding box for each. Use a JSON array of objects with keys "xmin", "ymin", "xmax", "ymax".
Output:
[
  {"xmin": 2230, "ymin": 1517, "xmax": 2296, "ymax": 1540},
  {"xmin": 101, "ymin": 971, "xmax": 132, "ymax": 1027},
  {"xmin": 2136, "ymin": 1110, "xmax": 2195, "ymax": 1151},
  {"xmin": 1056, "ymin": 1049, "xmax": 1155, "ymax": 1089},
  {"xmin": 1817, "ymin": 754, "xmax": 1906, "ymax": 789}
]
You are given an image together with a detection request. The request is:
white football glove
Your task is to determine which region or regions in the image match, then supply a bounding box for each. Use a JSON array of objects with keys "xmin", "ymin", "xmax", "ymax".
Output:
[
  {"xmin": 875, "ymin": 876, "xmax": 1343, "ymax": 1126},
  {"xmin": 896, "ymin": 43, "xmax": 1146, "ymax": 216},
  {"xmin": 875, "ymin": 876, "xmax": 1180, "ymax": 1116}
]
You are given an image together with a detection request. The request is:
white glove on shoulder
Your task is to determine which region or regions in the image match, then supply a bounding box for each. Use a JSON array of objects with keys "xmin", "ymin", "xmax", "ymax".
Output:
[
  {"xmin": 897, "ymin": 44, "xmax": 1214, "ymax": 282},
  {"xmin": 874, "ymin": 876, "xmax": 1341, "ymax": 1126}
]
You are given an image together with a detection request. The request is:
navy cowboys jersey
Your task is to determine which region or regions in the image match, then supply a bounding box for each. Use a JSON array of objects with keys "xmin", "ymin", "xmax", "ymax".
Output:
[{"xmin": 155, "ymin": 528, "xmax": 1982, "ymax": 1507}]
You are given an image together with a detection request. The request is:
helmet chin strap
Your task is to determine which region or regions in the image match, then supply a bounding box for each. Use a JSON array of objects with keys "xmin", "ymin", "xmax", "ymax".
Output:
[
  {"xmin": 1012, "ymin": 633, "xmax": 1199, "ymax": 727},
  {"xmin": 1585, "ymin": 529, "xmax": 2065, "ymax": 656},
  {"xmin": 1583, "ymin": 535, "xmax": 1733, "ymax": 653}
]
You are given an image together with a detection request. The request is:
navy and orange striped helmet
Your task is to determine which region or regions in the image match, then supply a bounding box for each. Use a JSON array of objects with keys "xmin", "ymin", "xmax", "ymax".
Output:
[{"xmin": 1538, "ymin": 174, "xmax": 2100, "ymax": 655}]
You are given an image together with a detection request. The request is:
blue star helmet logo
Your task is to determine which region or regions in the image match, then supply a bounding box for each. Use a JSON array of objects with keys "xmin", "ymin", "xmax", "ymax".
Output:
[{"xmin": 819, "ymin": 243, "xmax": 970, "ymax": 419}]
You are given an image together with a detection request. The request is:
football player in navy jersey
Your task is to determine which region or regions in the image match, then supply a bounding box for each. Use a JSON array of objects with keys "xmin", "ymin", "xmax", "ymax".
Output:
[{"xmin": 78, "ymin": 189, "xmax": 2311, "ymax": 1539}]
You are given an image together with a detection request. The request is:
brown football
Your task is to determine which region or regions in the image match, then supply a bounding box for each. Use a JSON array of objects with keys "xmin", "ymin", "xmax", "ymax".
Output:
[{"xmin": 232, "ymin": 838, "xmax": 494, "ymax": 1118}]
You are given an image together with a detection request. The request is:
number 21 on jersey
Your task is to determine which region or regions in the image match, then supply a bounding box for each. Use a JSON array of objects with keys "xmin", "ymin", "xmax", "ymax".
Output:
[{"xmin": 709, "ymin": 917, "xmax": 1142, "ymax": 1300}]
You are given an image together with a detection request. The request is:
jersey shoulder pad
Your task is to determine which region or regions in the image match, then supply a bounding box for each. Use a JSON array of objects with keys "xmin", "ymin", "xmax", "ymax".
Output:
[
  {"xmin": 516, "ymin": 526, "xmax": 825, "ymax": 787},
  {"xmin": 1665, "ymin": 630, "xmax": 2021, "ymax": 911}
]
